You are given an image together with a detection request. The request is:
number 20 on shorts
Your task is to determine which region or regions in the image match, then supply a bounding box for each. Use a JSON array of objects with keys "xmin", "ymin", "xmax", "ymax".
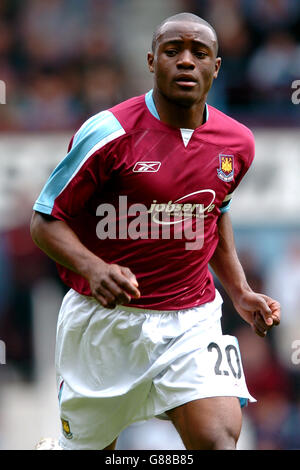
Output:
[{"xmin": 207, "ymin": 340, "xmax": 242, "ymax": 379}]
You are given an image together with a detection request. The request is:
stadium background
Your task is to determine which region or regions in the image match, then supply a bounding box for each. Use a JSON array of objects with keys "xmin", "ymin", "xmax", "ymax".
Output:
[{"xmin": 0, "ymin": 0, "xmax": 299, "ymax": 450}]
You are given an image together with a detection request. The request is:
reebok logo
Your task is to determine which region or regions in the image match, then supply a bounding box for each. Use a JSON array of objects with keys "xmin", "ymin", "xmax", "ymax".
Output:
[{"xmin": 132, "ymin": 162, "xmax": 161, "ymax": 172}]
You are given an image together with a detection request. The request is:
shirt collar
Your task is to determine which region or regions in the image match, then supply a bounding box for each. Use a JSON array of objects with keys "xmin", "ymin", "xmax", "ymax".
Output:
[{"xmin": 145, "ymin": 89, "xmax": 209, "ymax": 125}]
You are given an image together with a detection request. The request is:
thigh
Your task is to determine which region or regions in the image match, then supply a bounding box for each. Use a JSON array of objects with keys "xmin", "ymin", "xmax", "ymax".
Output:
[
  {"xmin": 166, "ymin": 396, "xmax": 242, "ymax": 450},
  {"xmin": 103, "ymin": 438, "xmax": 118, "ymax": 450}
]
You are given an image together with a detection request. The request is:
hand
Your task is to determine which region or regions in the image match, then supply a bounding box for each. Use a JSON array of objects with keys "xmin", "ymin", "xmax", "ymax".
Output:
[
  {"xmin": 233, "ymin": 290, "xmax": 281, "ymax": 337},
  {"xmin": 87, "ymin": 260, "xmax": 141, "ymax": 309}
]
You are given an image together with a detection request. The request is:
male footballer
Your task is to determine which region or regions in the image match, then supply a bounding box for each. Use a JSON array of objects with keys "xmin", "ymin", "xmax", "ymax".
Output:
[{"xmin": 31, "ymin": 13, "xmax": 280, "ymax": 450}]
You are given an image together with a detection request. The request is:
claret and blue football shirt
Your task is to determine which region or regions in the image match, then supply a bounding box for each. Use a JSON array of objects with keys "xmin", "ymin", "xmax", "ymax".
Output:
[{"xmin": 34, "ymin": 90, "xmax": 255, "ymax": 309}]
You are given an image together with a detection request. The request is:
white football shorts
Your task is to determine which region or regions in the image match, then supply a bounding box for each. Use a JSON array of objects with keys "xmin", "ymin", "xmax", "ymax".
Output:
[{"xmin": 55, "ymin": 288, "xmax": 256, "ymax": 450}]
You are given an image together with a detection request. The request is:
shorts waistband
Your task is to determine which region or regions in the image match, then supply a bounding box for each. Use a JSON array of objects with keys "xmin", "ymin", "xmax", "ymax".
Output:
[{"xmin": 68, "ymin": 288, "xmax": 222, "ymax": 316}]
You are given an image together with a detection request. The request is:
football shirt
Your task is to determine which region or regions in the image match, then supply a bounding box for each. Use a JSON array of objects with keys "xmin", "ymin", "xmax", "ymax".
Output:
[{"xmin": 34, "ymin": 90, "xmax": 255, "ymax": 309}]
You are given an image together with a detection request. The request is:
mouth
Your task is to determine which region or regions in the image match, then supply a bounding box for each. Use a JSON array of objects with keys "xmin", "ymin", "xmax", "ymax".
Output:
[{"xmin": 174, "ymin": 75, "xmax": 198, "ymax": 88}]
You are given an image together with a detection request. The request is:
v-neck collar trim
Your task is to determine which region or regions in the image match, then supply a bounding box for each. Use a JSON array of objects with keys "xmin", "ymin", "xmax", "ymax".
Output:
[{"xmin": 145, "ymin": 89, "xmax": 209, "ymax": 127}]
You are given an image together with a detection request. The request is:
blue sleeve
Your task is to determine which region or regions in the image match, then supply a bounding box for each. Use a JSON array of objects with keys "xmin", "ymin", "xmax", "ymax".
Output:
[
  {"xmin": 33, "ymin": 111, "xmax": 125, "ymax": 215},
  {"xmin": 220, "ymin": 196, "xmax": 233, "ymax": 214}
]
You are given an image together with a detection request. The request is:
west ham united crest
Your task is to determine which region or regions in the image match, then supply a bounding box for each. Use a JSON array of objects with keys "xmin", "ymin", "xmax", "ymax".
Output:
[{"xmin": 217, "ymin": 154, "xmax": 234, "ymax": 182}]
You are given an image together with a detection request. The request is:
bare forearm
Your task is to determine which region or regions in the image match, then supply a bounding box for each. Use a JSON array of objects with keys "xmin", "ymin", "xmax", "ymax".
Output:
[
  {"xmin": 209, "ymin": 213, "xmax": 280, "ymax": 336},
  {"xmin": 209, "ymin": 213, "xmax": 251, "ymax": 302},
  {"xmin": 30, "ymin": 211, "xmax": 101, "ymax": 279},
  {"xmin": 30, "ymin": 211, "xmax": 140, "ymax": 308}
]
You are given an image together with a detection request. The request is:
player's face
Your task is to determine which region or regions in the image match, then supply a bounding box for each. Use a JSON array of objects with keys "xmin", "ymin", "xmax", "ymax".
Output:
[{"xmin": 148, "ymin": 21, "xmax": 221, "ymax": 107}]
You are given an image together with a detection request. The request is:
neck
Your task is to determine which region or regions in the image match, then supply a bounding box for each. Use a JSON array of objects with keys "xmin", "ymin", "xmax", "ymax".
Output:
[{"xmin": 152, "ymin": 87, "xmax": 206, "ymax": 129}]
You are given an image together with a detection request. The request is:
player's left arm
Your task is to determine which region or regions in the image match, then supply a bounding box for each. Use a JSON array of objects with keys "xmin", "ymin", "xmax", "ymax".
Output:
[{"xmin": 209, "ymin": 212, "xmax": 280, "ymax": 337}]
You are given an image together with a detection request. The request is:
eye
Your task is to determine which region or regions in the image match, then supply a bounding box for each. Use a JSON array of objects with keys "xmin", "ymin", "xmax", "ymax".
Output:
[
  {"xmin": 165, "ymin": 49, "xmax": 177, "ymax": 57},
  {"xmin": 194, "ymin": 51, "xmax": 208, "ymax": 59}
]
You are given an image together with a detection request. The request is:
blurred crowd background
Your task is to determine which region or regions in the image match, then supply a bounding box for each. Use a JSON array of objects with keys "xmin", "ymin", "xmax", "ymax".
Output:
[
  {"xmin": 1, "ymin": 0, "xmax": 300, "ymax": 130},
  {"xmin": 0, "ymin": 0, "xmax": 299, "ymax": 450}
]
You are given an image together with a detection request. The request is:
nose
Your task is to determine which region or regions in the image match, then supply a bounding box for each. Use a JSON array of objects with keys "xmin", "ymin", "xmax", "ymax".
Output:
[{"xmin": 176, "ymin": 50, "xmax": 195, "ymax": 69}]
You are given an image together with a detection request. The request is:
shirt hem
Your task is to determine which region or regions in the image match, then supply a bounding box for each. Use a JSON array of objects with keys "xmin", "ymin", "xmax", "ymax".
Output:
[{"xmin": 68, "ymin": 287, "xmax": 217, "ymax": 313}]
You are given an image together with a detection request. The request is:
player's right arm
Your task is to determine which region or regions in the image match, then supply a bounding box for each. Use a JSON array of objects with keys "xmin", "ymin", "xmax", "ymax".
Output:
[
  {"xmin": 30, "ymin": 111, "xmax": 140, "ymax": 308},
  {"xmin": 30, "ymin": 212, "xmax": 140, "ymax": 308}
]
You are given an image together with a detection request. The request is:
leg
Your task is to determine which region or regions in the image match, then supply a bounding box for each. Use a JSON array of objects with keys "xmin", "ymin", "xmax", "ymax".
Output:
[
  {"xmin": 166, "ymin": 396, "xmax": 242, "ymax": 450},
  {"xmin": 103, "ymin": 438, "xmax": 118, "ymax": 450}
]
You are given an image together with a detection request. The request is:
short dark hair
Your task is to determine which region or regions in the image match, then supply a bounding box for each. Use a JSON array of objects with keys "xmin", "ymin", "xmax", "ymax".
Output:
[{"xmin": 152, "ymin": 12, "xmax": 219, "ymax": 55}]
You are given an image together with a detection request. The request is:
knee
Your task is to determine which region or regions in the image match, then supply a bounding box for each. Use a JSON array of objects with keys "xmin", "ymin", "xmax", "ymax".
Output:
[
  {"xmin": 209, "ymin": 429, "xmax": 238, "ymax": 450},
  {"xmin": 189, "ymin": 424, "xmax": 240, "ymax": 450}
]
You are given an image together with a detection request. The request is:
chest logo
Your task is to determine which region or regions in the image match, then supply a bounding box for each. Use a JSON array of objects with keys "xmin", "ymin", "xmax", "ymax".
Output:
[
  {"xmin": 133, "ymin": 161, "xmax": 161, "ymax": 173},
  {"xmin": 217, "ymin": 154, "xmax": 234, "ymax": 182}
]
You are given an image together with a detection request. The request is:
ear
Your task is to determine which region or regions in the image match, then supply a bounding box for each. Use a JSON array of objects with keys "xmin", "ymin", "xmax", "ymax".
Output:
[
  {"xmin": 147, "ymin": 52, "xmax": 155, "ymax": 73},
  {"xmin": 213, "ymin": 57, "xmax": 222, "ymax": 79}
]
